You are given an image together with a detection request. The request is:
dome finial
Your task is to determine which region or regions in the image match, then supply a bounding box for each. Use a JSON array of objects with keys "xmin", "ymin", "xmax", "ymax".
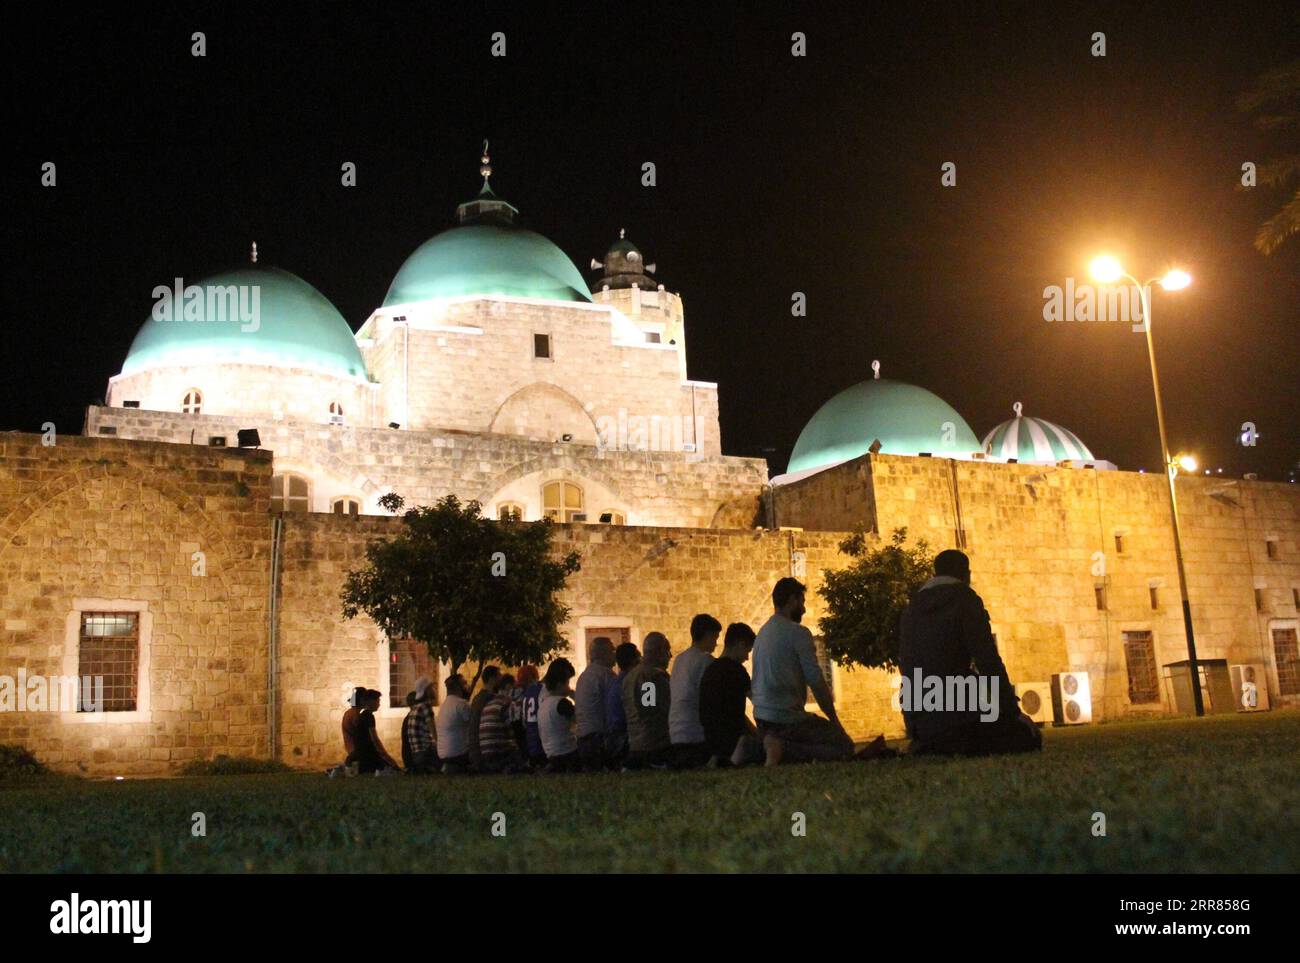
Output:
[
  {"xmin": 619, "ymin": 227, "xmax": 625, "ymax": 240},
  {"xmin": 479, "ymin": 139, "xmax": 492, "ymax": 185},
  {"xmin": 871, "ymin": 359, "xmax": 881, "ymax": 380},
  {"xmin": 1013, "ymin": 401, "xmax": 1023, "ymax": 418},
  {"xmin": 250, "ymin": 241, "xmax": 258, "ymax": 264}
]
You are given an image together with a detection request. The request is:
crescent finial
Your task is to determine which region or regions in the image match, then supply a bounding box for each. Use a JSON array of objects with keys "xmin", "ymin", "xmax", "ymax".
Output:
[
  {"xmin": 871, "ymin": 359, "xmax": 881, "ymax": 379},
  {"xmin": 1013, "ymin": 401, "xmax": 1023, "ymax": 418}
]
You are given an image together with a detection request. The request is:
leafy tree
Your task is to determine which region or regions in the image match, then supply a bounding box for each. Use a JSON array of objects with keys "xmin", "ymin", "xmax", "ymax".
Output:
[
  {"xmin": 341, "ymin": 493, "xmax": 581, "ymax": 694},
  {"xmin": 1238, "ymin": 60, "xmax": 1300, "ymax": 255},
  {"xmin": 817, "ymin": 528, "xmax": 934, "ymax": 672}
]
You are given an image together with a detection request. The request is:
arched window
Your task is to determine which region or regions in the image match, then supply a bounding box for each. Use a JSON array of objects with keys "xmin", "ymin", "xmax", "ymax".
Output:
[
  {"xmin": 332, "ymin": 496, "xmax": 361, "ymax": 515},
  {"xmin": 181, "ymin": 389, "xmax": 202, "ymax": 414},
  {"xmin": 329, "ymin": 401, "xmax": 345, "ymax": 425},
  {"xmin": 542, "ymin": 481, "xmax": 584, "ymax": 522},
  {"xmin": 271, "ymin": 474, "xmax": 310, "ymax": 513},
  {"xmin": 497, "ymin": 502, "xmax": 524, "ymax": 521}
]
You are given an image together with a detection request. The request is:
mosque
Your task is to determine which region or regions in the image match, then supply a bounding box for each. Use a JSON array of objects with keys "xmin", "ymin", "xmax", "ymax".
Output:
[{"xmin": 1, "ymin": 151, "xmax": 1296, "ymax": 774}]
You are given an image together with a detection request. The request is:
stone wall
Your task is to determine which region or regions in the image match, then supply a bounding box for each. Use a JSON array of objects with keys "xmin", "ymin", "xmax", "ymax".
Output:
[
  {"xmin": 0, "ymin": 433, "xmax": 273, "ymax": 776},
  {"xmin": 358, "ymin": 297, "xmax": 721, "ymax": 456},
  {"xmin": 775, "ymin": 452, "xmax": 1300, "ymax": 719},
  {"xmin": 85, "ymin": 405, "xmax": 766, "ymax": 528}
]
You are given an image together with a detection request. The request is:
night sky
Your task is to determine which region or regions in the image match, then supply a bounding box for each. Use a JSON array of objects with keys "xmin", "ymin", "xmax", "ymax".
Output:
[{"xmin": 6, "ymin": 2, "xmax": 1298, "ymax": 480}]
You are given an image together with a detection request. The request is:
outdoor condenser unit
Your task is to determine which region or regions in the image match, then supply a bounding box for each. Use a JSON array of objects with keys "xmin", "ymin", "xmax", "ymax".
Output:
[
  {"xmin": 1016, "ymin": 682, "xmax": 1052, "ymax": 724},
  {"xmin": 1051, "ymin": 671, "xmax": 1093, "ymax": 725},
  {"xmin": 1229, "ymin": 663, "xmax": 1270, "ymax": 712}
]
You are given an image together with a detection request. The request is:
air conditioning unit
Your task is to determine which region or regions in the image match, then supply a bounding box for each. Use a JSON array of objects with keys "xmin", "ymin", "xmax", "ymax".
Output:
[
  {"xmin": 1017, "ymin": 681, "xmax": 1052, "ymax": 724},
  {"xmin": 329, "ymin": 414, "xmax": 345, "ymax": 425},
  {"xmin": 1051, "ymin": 671, "xmax": 1093, "ymax": 725},
  {"xmin": 1229, "ymin": 663, "xmax": 1270, "ymax": 712},
  {"xmin": 571, "ymin": 513, "xmax": 588, "ymax": 522}
]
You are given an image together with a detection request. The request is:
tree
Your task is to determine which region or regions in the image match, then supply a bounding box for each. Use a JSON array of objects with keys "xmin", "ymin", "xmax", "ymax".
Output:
[
  {"xmin": 340, "ymin": 493, "xmax": 581, "ymax": 694},
  {"xmin": 1239, "ymin": 60, "xmax": 1300, "ymax": 255},
  {"xmin": 817, "ymin": 528, "xmax": 934, "ymax": 672}
]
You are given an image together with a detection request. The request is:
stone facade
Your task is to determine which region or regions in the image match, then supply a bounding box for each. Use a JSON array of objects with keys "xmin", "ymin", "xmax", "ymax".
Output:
[
  {"xmin": 4, "ymin": 435, "xmax": 1297, "ymax": 776},
  {"xmin": 773, "ymin": 452, "xmax": 1300, "ymax": 721},
  {"xmin": 84, "ymin": 406, "xmax": 765, "ymax": 528}
]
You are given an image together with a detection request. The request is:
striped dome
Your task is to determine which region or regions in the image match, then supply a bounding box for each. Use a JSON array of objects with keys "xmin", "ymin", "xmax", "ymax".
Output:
[{"xmin": 982, "ymin": 403, "xmax": 1095, "ymax": 464}]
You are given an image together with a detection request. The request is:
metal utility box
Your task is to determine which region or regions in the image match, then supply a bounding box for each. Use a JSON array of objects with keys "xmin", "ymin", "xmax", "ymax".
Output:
[{"xmin": 1164, "ymin": 659, "xmax": 1234, "ymax": 715}]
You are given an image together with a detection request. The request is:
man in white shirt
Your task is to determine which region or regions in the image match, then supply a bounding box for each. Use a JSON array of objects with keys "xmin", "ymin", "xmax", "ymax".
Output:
[
  {"xmin": 435, "ymin": 673, "xmax": 472, "ymax": 774},
  {"xmin": 574, "ymin": 636, "xmax": 616, "ymax": 770},
  {"xmin": 750, "ymin": 578, "xmax": 854, "ymax": 765},
  {"xmin": 668, "ymin": 613, "xmax": 721, "ymax": 768}
]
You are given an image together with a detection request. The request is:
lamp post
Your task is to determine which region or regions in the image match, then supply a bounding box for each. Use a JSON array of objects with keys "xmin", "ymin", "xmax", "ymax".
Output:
[{"xmin": 1090, "ymin": 256, "xmax": 1204, "ymax": 716}]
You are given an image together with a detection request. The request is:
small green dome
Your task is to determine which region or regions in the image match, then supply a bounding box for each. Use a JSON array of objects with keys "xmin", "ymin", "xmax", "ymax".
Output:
[
  {"xmin": 788, "ymin": 377, "xmax": 981, "ymax": 473},
  {"xmin": 122, "ymin": 266, "xmax": 366, "ymax": 380},
  {"xmin": 385, "ymin": 224, "xmax": 593, "ymax": 305},
  {"xmin": 982, "ymin": 403, "xmax": 1095, "ymax": 463}
]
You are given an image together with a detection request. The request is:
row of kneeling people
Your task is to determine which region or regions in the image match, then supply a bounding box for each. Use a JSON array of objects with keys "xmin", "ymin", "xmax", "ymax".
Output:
[{"xmin": 335, "ymin": 577, "xmax": 883, "ymax": 776}]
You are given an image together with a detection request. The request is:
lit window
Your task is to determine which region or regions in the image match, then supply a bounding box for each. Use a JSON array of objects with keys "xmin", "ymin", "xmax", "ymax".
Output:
[
  {"xmin": 332, "ymin": 497, "xmax": 360, "ymax": 515},
  {"xmin": 181, "ymin": 389, "xmax": 202, "ymax": 414},
  {"xmin": 271, "ymin": 474, "xmax": 310, "ymax": 513},
  {"xmin": 1123, "ymin": 631, "xmax": 1160, "ymax": 704},
  {"xmin": 542, "ymin": 481, "xmax": 584, "ymax": 522},
  {"xmin": 79, "ymin": 613, "xmax": 139, "ymax": 712},
  {"xmin": 498, "ymin": 503, "xmax": 524, "ymax": 521},
  {"xmin": 329, "ymin": 402, "xmax": 345, "ymax": 425},
  {"xmin": 1273, "ymin": 628, "xmax": 1299, "ymax": 696},
  {"xmin": 533, "ymin": 333, "xmax": 552, "ymax": 359},
  {"xmin": 389, "ymin": 637, "xmax": 439, "ymax": 709}
]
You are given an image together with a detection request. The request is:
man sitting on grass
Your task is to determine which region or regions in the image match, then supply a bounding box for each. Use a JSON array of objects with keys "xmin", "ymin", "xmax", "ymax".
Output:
[
  {"xmin": 669, "ymin": 614, "xmax": 721, "ymax": 769},
  {"xmin": 437, "ymin": 674, "xmax": 472, "ymax": 774},
  {"xmin": 622, "ymin": 632, "xmax": 673, "ymax": 770},
  {"xmin": 898, "ymin": 549, "xmax": 1041, "ymax": 757},
  {"xmin": 751, "ymin": 578, "xmax": 856, "ymax": 765},
  {"xmin": 575, "ymin": 635, "xmax": 616, "ymax": 771},
  {"xmin": 401, "ymin": 676, "xmax": 439, "ymax": 774},
  {"xmin": 346, "ymin": 688, "xmax": 402, "ymax": 775},
  {"xmin": 699, "ymin": 622, "xmax": 763, "ymax": 767},
  {"xmin": 467, "ymin": 665, "xmax": 502, "ymax": 773},
  {"xmin": 479, "ymin": 673, "xmax": 525, "ymax": 773}
]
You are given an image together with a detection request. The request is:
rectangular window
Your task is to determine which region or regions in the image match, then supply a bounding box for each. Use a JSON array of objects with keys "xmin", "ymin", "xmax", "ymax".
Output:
[
  {"xmin": 1149, "ymin": 586, "xmax": 1159, "ymax": 610},
  {"xmin": 1123, "ymin": 631, "xmax": 1160, "ymax": 704},
  {"xmin": 1114, "ymin": 533, "xmax": 1125, "ymax": 554},
  {"xmin": 78, "ymin": 613, "xmax": 139, "ymax": 712},
  {"xmin": 1256, "ymin": 589, "xmax": 1265, "ymax": 613},
  {"xmin": 533, "ymin": 333, "xmax": 552, "ymax": 359},
  {"xmin": 388, "ymin": 637, "xmax": 439, "ymax": 709},
  {"xmin": 1274, "ymin": 628, "xmax": 1300, "ymax": 696},
  {"xmin": 1293, "ymin": 588, "xmax": 1299, "ymax": 609},
  {"xmin": 1266, "ymin": 540, "xmax": 1279, "ymax": 560},
  {"xmin": 645, "ymin": 331, "xmax": 661, "ymax": 344},
  {"xmin": 1095, "ymin": 586, "xmax": 1107, "ymax": 611}
]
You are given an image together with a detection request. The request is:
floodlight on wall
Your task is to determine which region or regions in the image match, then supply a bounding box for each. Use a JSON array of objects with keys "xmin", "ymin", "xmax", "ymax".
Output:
[
  {"xmin": 388, "ymin": 422, "xmax": 401, "ymax": 430},
  {"xmin": 599, "ymin": 512, "xmax": 613, "ymax": 523},
  {"xmin": 236, "ymin": 428, "xmax": 261, "ymax": 448},
  {"xmin": 868, "ymin": 439, "xmax": 883, "ymax": 454},
  {"xmin": 562, "ymin": 433, "xmax": 574, "ymax": 442}
]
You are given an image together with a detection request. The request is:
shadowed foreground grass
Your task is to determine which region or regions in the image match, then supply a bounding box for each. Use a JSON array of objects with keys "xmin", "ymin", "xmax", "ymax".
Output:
[{"xmin": 2, "ymin": 711, "xmax": 1297, "ymax": 873}]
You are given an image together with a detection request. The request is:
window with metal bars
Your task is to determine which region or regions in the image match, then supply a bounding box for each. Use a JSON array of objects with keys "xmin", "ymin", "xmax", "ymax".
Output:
[
  {"xmin": 388, "ymin": 637, "xmax": 439, "ymax": 709},
  {"xmin": 1273, "ymin": 628, "xmax": 1300, "ymax": 696},
  {"xmin": 78, "ymin": 613, "xmax": 139, "ymax": 711},
  {"xmin": 1123, "ymin": 630, "xmax": 1160, "ymax": 704}
]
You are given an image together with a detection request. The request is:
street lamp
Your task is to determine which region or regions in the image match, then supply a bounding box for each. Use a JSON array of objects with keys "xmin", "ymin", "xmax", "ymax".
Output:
[{"xmin": 1090, "ymin": 255, "xmax": 1204, "ymax": 715}]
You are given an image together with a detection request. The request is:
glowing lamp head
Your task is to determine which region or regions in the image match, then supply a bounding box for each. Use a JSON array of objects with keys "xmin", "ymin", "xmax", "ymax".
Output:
[
  {"xmin": 1159, "ymin": 269, "xmax": 1192, "ymax": 291},
  {"xmin": 1089, "ymin": 255, "xmax": 1125, "ymax": 284},
  {"xmin": 1176, "ymin": 454, "xmax": 1198, "ymax": 474}
]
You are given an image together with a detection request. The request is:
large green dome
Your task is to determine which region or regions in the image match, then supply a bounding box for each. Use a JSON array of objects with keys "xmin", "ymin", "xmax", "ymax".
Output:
[
  {"xmin": 384, "ymin": 224, "xmax": 593, "ymax": 305},
  {"xmin": 122, "ymin": 266, "xmax": 367, "ymax": 380},
  {"xmin": 788, "ymin": 377, "xmax": 981, "ymax": 473}
]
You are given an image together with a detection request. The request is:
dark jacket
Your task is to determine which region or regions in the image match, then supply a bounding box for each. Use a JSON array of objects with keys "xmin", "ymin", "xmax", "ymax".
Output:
[{"xmin": 898, "ymin": 577, "xmax": 1019, "ymax": 742}]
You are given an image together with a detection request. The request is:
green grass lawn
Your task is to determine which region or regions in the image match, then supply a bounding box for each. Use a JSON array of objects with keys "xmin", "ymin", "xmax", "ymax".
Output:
[{"xmin": 2, "ymin": 711, "xmax": 1298, "ymax": 873}]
